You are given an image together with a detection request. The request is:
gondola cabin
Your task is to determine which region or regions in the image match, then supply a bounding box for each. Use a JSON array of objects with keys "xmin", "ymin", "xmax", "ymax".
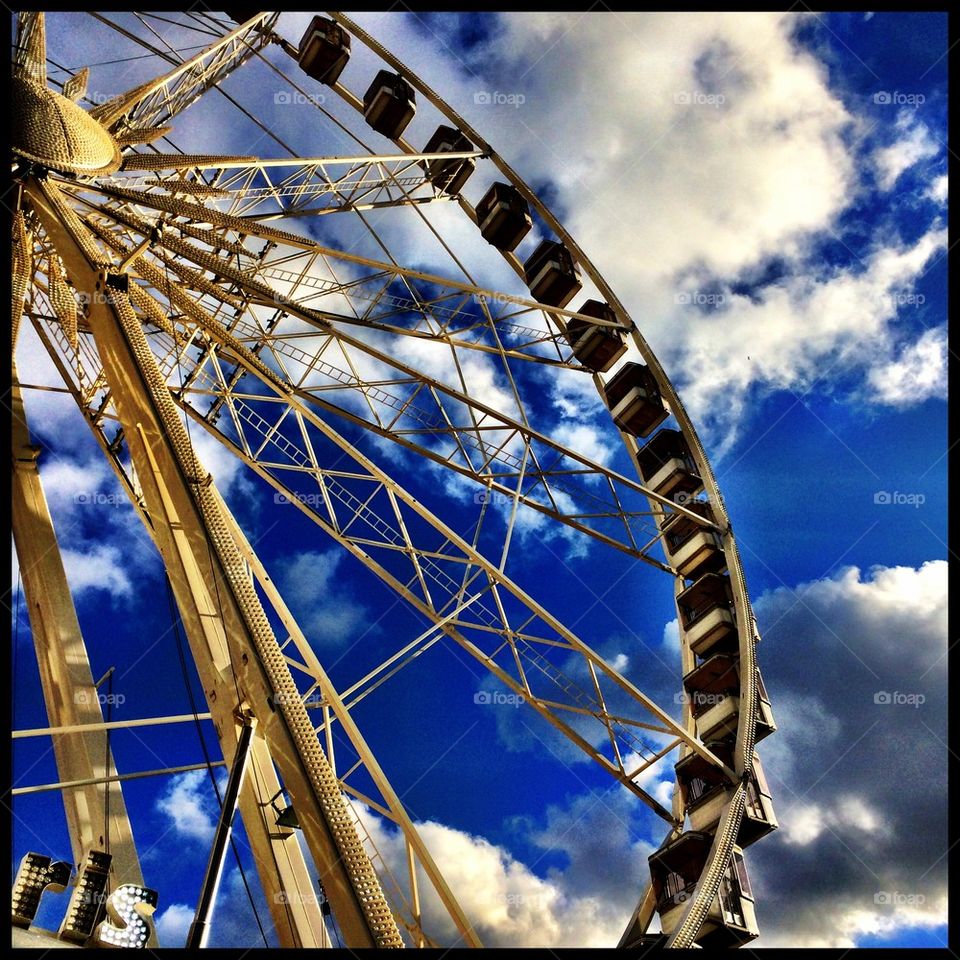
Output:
[
  {"xmin": 660, "ymin": 500, "xmax": 725, "ymax": 578},
  {"xmin": 683, "ymin": 653, "xmax": 740, "ymax": 742},
  {"xmin": 648, "ymin": 833, "xmax": 758, "ymax": 946},
  {"xmin": 677, "ymin": 572, "xmax": 737, "ymax": 658},
  {"xmin": 564, "ymin": 300, "xmax": 628, "ymax": 372},
  {"xmin": 363, "ymin": 70, "xmax": 416, "ymax": 139},
  {"xmin": 523, "ymin": 240, "xmax": 582, "ymax": 308},
  {"xmin": 423, "ymin": 125, "xmax": 475, "ymax": 195},
  {"xmin": 682, "ymin": 655, "xmax": 777, "ymax": 744},
  {"xmin": 755, "ymin": 669, "xmax": 777, "ymax": 742},
  {"xmin": 600, "ymin": 362, "xmax": 669, "ymax": 437},
  {"xmin": 475, "ymin": 182, "xmax": 532, "ymax": 251},
  {"xmin": 297, "ymin": 16, "xmax": 351, "ymax": 85},
  {"xmin": 674, "ymin": 746, "xmax": 777, "ymax": 847},
  {"xmin": 637, "ymin": 429, "xmax": 704, "ymax": 500}
]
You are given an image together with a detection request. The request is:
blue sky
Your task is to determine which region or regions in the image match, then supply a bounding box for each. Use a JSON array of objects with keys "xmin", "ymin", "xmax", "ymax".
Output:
[{"xmin": 11, "ymin": 10, "xmax": 948, "ymax": 949}]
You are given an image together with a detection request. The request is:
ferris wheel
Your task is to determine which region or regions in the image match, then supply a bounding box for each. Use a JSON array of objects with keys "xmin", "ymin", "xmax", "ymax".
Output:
[{"xmin": 11, "ymin": 11, "xmax": 777, "ymax": 949}]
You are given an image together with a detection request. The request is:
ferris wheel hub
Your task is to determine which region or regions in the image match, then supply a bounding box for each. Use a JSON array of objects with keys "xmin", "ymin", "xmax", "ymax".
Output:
[{"xmin": 12, "ymin": 75, "xmax": 121, "ymax": 176}]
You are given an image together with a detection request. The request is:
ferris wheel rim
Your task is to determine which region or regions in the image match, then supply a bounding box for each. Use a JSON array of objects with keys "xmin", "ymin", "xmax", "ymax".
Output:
[{"xmin": 12, "ymin": 10, "xmax": 773, "ymax": 949}]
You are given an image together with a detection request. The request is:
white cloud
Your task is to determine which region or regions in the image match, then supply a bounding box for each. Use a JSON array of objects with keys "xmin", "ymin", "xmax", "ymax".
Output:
[
  {"xmin": 477, "ymin": 13, "xmax": 856, "ymax": 280},
  {"xmin": 155, "ymin": 769, "xmax": 218, "ymax": 844},
  {"xmin": 354, "ymin": 785, "xmax": 656, "ymax": 947},
  {"xmin": 925, "ymin": 173, "xmax": 947, "ymax": 204},
  {"xmin": 552, "ymin": 423, "xmax": 613, "ymax": 468},
  {"xmin": 751, "ymin": 560, "xmax": 947, "ymax": 946},
  {"xmin": 661, "ymin": 617, "xmax": 679, "ymax": 651},
  {"xmin": 154, "ymin": 902, "xmax": 193, "ymax": 947},
  {"xmin": 873, "ymin": 113, "xmax": 940, "ymax": 191},
  {"xmin": 667, "ymin": 225, "xmax": 946, "ymax": 453},
  {"xmin": 18, "ymin": 446, "xmax": 163, "ymax": 603},
  {"xmin": 782, "ymin": 794, "xmax": 890, "ymax": 847},
  {"xmin": 759, "ymin": 560, "xmax": 947, "ymax": 675},
  {"xmin": 59, "ymin": 544, "xmax": 134, "ymax": 598},
  {"xmin": 351, "ymin": 12, "xmax": 946, "ymax": 457},
  {"xmin": 276, "ymin": 547, "xmax": 372, "ymax": 646},
  {"xmin": 867, "ymin": 325, "xmax": 947, "ymax": 407}
]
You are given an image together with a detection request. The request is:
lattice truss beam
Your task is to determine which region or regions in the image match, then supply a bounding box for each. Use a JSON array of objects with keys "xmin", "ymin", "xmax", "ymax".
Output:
[
  {"xmin": 88, "ymin": 13, "xmax": 281, "ymax": 135},
  {"xmin": 24, "ymin": 195, "xmax": 731, "ymax": 829},
  {"xmin": 48, "ymin": 183, "xmax": 718, "ymax": 570},
  {"xmin": 92, "ymin": 152, "xmax": 481, "ymax": 219},
  {"xmin": 62, "ymin": 179, "xmax": 619, "ymax": 367}
]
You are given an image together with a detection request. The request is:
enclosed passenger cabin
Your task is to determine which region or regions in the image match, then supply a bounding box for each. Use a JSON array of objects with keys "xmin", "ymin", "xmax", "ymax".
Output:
[
  {"xmin": 423, "ymin": 125, "xmax": 475, "ymax": 195},
  {"xmin": 363, "ymin": 70, "xmax": 416, "ymax": 139},
  {"xmin": 564, "ymin": 300, "xmax": 628, "ymax": 372},
  {"xmin": 637, "ymin": 429, "xmax": 703, "ymax": 500},
  {"xmin": 660, "ymin": 501, "xmax": 725, "ymax": 579},
  {"xmin": 648, "ymin": 833, "xmax": 758, "ymax": 946},
  {"xmin": 601, "ymin": 362, "xmax": 669, "ymax": 437},
  {"xmin": 523, "ymin": 240, "xmax": 582, "ymax": 308},
  {"xmin": 755, "ymin": 668, "xmax": 777, "ymax": 743},
  {"xmin": 297, "ymin": 16, "xmax": 351, "ymax": 85},
  {"xmin": 674, "ymin": 746, "xmax": 777, "ymax": 847},
  {"xmin": 683, "ymin": 653, "xmax": 740, "ymax": 742},
  {"xmin": 677, "ymin": 572, "xmax": 737, "ymax": 658},
  {"xmin": 475, "ymin": 182, "xmax": 532, "ymax": 252},
  {"xmin": 683, "ymin": 654, "xmax": 777, "ymax": 744}
]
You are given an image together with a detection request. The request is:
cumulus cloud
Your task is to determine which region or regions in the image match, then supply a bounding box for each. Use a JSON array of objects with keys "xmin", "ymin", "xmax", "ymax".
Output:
[
  {"xmin": 355, "ymin": 783, "xmax": 658, "ymax": 947},
  {"xmin": 661, "ymin": 617, "xmax": 680, "ymax": 652},
  {"xmin": 781, "ymin": 794, "xmax": 891, "ymax": 847},
  {"xmin": 748, "ymin": 560, "xmax": 947, "ymax": 946},
  {"xmin": 866, "ymin": 325, "xmax": 947, "ymax": 407},
  {"xmin": 467, "ymin": 13, "xmax": 857, "ymax": 280},
  {"xmin": 872, "ymin": 113, "xmax": 940, "ymax": 191},
  {"xmin": 275, "ymin": 547, "xmax": 373, "ymax": 647},
  {"xmin": 11, "ymin": 420, "xmax": 162, "ymax": 604},
  {"xmin": 925, "ymin": 173, "xmax": 947, "ymax": 204},
  {"xmin": 154, "ymin": 902, "xmax": 193, "ymax": 947},
  {"xmin": 360, "ymin": 12, "xmax": 944, "ymax": 458},
  {"xmin": 153, "ymin": 866, "xmax": 276, "ymax": 948},
  {"xmin": 552, "ymin": 422, "xmax": 614, "ymax": 468},
  {"xmin": 155, "ymin": 769, "xmax": 218, "ymax": 845},
  {"xmin": 664, "ymin": 225, "xmax": 946, "ymax": 454},
  {"xmin": 59, "ymin": 544, "xmax": 134, "ymax": 598}
]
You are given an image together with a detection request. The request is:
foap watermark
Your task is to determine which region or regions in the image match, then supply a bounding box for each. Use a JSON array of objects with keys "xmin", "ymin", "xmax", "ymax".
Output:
[
  {"xmin": 671, "ymin": 490, "xmax": 714, "ymax": 508},
  {"xmin": 473, "ymin": 489, "xmax": 517, "ymax": 507},
  {"xmin": 269, "ymin": 289, "xmax": 296, "ymax": 308},
  {"xmin": 75, "ymin": 690, "xmax": 126, "ymax": 707},
  {"xmin": 474, "ymin": 690, "xmax": 525, "ymax": 708},
  {"xmin": 271, "ymin": 690, "xmax": 323, "ymax": 707},
  {"xmin": 675, "ymin": 690, "xmax": 728, "ymax": 708},
  {"xmin": 471, "ymin": 291, "xmax": 516, "ymax": 310},
  {"xmin": 274, "ymin": 90, "xmax": 326, "ymax": 106},
  {"xmin": 675, "ymin": 290, "xmax": 725, "ymax": 308},
  {"xmin": 494, "ymin": 891, "xmax": 549, "ymax": 907},
  {"xmin": 473, "ymin": 90, "xmax": 526, "ymax": 108},
  {"xmin": 275, "ymin": 492, "xmax": 324, "ymax": 507},
  {"xmin": 886, "ymin": 290, "xmax": 926, "ymax": 308},
  {"xmin": 75, "ymin": 289, "xmax": 124, "ymax": 309},
  {"xmin": 76, "ymin": 888, "xmax": 112, "ymax": 907},
  {"xmin": 874, "ymin": 691, "xmax": 925, "ymax": 708},
  {"xmin": 675, "ymin": 90, "xmax": 726, "ymax": 108},
  {"xmin": 74, "ymin": 492, "xmax": 127, "ymax": 507},
  {"xmin": 274, "ymin": 891, "xmax": 323, "ymax": 905},
  {"xmin": 873, "ymin": 91, "xmax": 925, "ymax": 107},
  {"xmin": 874, "ymin": 891, "xmax": 926, "ymax": 906},
  {"xmin": 873, "ymin": 490, "xmax": 925, "ymax": 508}
]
